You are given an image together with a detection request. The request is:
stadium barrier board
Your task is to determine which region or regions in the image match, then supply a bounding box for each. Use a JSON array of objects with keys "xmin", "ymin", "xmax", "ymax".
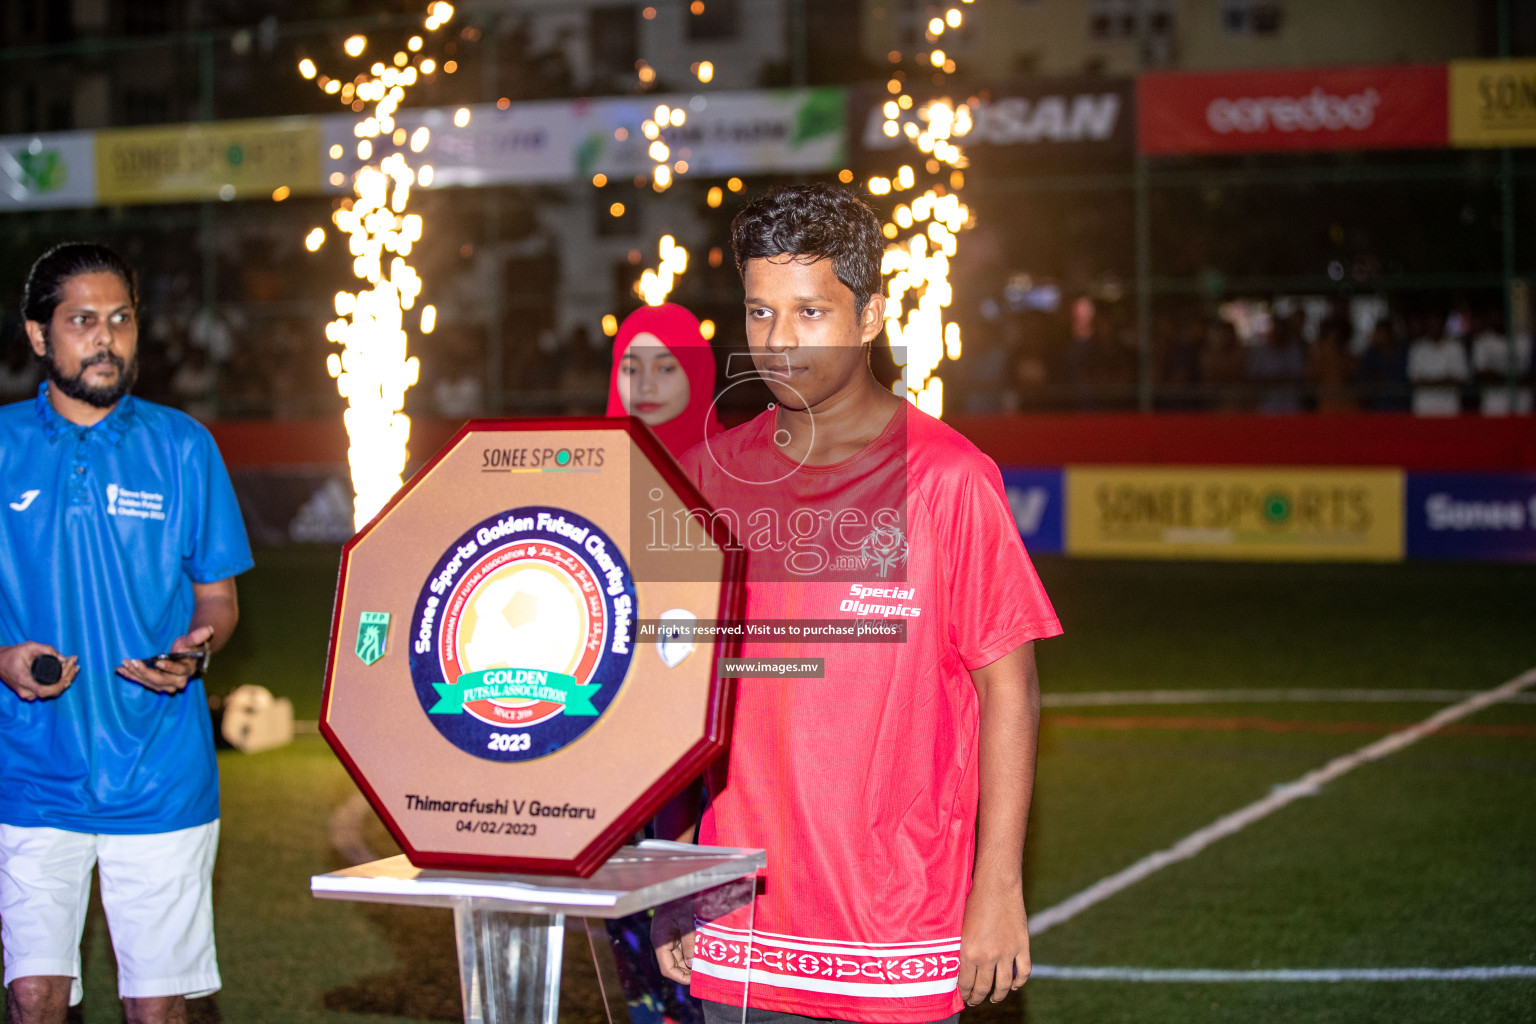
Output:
[
  {"xmin": 1405, "ymin": 472, "xmax": 1536, "ymax": 562},
  {"xmin": 999, "ymin": 467, "xmax": 1065, "ymax": 555},
  {"xmin": 1061, "ymin": 466, "xmax": 1405, "ymax": 562},
  {"xmin": 204, "ymin": 418, "xmax": 1536, "ymax": 563}
]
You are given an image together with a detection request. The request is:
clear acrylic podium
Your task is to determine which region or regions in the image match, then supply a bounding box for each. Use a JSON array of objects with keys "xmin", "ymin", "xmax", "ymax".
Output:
[{"xmin": 312, "ymin": 840, "xmax": 762, "ymax": 1024}]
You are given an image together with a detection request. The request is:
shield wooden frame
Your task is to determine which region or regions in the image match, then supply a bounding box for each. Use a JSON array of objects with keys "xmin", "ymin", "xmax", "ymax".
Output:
[{"xmin": 320, "ymin": 417, "xmax": 745, "ymax": 876}]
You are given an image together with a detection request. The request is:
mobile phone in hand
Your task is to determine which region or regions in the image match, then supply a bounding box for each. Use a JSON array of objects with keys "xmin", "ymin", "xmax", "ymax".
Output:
[{"xmin": 145, "ymin": 650, "xmax": 209, "ymax": 678}]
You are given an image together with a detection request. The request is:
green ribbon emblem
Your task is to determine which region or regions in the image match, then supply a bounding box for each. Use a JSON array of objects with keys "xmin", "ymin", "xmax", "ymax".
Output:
[{"xmin": 430, "ymin": 668, "xmax": 599, "ymax": 716}]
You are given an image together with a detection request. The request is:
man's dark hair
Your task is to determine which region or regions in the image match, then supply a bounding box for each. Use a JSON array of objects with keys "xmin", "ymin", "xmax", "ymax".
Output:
[
  {"xmin": 21, "ymin": 242, "xmax": 138, "ymax": 329},
  {"xmin": 730, "ymin": 185, "xmax": 883, "ymax": 312}
]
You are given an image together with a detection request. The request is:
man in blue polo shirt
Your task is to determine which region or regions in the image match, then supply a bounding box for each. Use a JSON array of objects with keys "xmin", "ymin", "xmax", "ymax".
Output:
[{"xmin": 0, "ymin": 243, "xmax": 252, "ymax": 1024}]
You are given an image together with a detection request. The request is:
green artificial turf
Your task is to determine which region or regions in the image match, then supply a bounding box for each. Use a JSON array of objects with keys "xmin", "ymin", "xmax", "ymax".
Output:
[
  {"xmin": 1031, "ymin": 557, "xmax": 1536, "ymax": 695},
  {"xmin": 217, "ymin": 550, "xmax": 1536, "ymax": 721},
  {"xmin": 4, "ymin": 550, "xmax": 1533, "ymax": 1023},
  {"xmin": 1019, "ymin": 558, "xmax": 1536, "ymax": 1023},
  {"xmin": 215, "ymin": 544, "xmax": 342, "ymax": 721}
]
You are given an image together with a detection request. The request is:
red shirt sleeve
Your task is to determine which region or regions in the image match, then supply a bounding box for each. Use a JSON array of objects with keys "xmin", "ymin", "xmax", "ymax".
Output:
[{"xmin": 935, "ymin": 450, "xmax": 1062, "ymax": 670}]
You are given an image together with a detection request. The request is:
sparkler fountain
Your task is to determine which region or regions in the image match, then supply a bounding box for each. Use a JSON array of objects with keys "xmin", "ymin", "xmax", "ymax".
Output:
[
  {"xmin": 633, "ymin": 103, "xmax": 693, "ymax": 306},
  {"xmin": 870, "ymin": 2, "xmax": 975, "ymax": 418},
  {"xmin": 300, "ymin": 1, "xmax": 456, "ymax": 530}
]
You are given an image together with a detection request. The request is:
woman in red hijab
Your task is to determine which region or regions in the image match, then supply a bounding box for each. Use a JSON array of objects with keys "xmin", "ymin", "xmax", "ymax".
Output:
[
  {"xmin": 604, "ymin": 305, "xmax": 718, "ymax": 1024},
  {"xmin": 606, "ymin": 303, "xmax": 721, "ymax": 457}
]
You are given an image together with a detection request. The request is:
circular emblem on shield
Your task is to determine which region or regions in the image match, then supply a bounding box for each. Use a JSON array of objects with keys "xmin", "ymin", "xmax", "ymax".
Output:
[{"xmin": 409, "ymin": 506, "xmax": 637, "ymax": 762}]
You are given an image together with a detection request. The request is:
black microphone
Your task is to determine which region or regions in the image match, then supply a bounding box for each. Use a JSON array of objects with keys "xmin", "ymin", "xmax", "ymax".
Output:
[{"xmin": 30, "ymin": 654, "xmax": 62, "ymax": 686}]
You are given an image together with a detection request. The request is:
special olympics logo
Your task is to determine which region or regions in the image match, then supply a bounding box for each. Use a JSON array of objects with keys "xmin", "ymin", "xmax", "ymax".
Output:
[
  {"xmin": 409, "ymin": 506, "xmax": 636, "ymax": 762},
  {"xmin": 860, "ymin": 525, "xmax": 909, "ymax": 578}
]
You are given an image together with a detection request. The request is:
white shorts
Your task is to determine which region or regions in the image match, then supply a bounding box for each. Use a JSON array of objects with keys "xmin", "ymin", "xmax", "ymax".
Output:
[{"xmin": 0, "ymin": 820, "xmax": 220, "ymax": 1006}]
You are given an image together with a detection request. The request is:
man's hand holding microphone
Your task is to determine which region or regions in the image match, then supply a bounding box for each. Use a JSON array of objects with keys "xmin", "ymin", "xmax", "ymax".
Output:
[
  {"xmin": 3, "ymin": 622, "xmax": 216, "ymax": 702},
  {"xmin": 0, "ymin": 642, "xmax": 79, "ymax": 701}
]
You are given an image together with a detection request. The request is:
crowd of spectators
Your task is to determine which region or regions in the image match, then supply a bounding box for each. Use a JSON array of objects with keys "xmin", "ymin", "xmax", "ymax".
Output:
[
  {"xmin": 4, "ymin": 287, "xmax": 1530, "ymax": 421},
  {"xmin": 0, "ymin": 303, "xmax": 620, "ymax": 421},
  {"xmin": 0, "ymin": 305, "xmax": 339, "ymax": 418},
  {"xmin": 959, "ymin": 296, "xmax": 1533, "ymax": 416},
  {"xmin": 150, "ymin": 311, "xmax": 338, "ymax": 419}
]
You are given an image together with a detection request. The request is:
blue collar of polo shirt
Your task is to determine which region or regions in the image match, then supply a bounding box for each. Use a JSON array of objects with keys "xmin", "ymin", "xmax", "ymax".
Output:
[{"xmin": 34, "ymin": 381, "xmax": 138, "ymax": 447}]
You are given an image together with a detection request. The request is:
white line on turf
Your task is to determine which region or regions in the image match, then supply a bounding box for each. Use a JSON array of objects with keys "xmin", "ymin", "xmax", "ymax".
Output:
[
  {"xmin": 1030, "ymin": 965, "xmax": 1536, "ymax": 983},
  {"xmin": 1041, "ymin": 688, "xmax": 1536, "ymax": 707},
  {"xmin": 1028, "ymin": 666, "xmax": 1536, "ymax": 937},
  {"xmin": 288, "ymin": 686, "xmax": 1536, "ymax": 734}
]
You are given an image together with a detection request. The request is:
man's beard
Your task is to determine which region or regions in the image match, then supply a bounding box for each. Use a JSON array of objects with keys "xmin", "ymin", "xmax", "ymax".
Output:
[{"xmin": 44, "ymin": 338, "xmax": 138, "ymax": 409}]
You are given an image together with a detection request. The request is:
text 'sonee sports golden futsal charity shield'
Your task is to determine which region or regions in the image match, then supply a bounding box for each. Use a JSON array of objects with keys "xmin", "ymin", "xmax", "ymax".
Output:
[{"xmin": 321, "ymin": 418, "xmax": 744, "ymax": 876}]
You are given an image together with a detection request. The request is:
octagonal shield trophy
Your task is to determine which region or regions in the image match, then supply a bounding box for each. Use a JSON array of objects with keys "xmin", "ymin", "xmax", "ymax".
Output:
[{"xmin": 310, "ymin": 418, "xmax": 759, "ymax": 1024}]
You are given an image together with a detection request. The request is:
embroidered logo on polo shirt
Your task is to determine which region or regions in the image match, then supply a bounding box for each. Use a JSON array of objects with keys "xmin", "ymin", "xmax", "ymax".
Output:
[
  {"xmin": 8, "ymin": 490, "xmax": 39, "ymax": 512},
  {"xmin": 106, "ymin": 483, "xmax": 166, "ymax": 521}
]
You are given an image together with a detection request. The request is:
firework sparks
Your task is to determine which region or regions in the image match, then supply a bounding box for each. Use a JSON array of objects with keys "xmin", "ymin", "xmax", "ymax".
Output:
[
  {"xmin": 600, "ymin": 66, "xmax": 704, "ymax": 327},
  {"xmin": 303, "ymin": 1, "xmax": 455, "ymax": 530},
  {"xmin": 874, "ymin": 4, "xmax": 974, "ymax": 417},
  {"xmin": 637, "ymin": 234, "xmax": 689, "ymax": 306}
]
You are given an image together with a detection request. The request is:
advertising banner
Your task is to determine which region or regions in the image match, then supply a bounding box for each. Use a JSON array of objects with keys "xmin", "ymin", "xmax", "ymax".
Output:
[
  {"xmin": 321, "ymin": 101, "xmax": 581, "ymax": 191},
  {"xmin": 849, "ymin": 78, "xmax": 1133, "ymax": 168},
  {"xmin": 0, "ymin": 132, "xmax": 97, "ymax": 210},
  {"xmin": 585, "ymin": 87, "xmax": 845, "ymax": 178},
  {"xmin": 1066, "ymin": 467, "xmax": 1404, "ymax": 561},
  {"xmin": 1406, "ymin": 473, "xmax": 1536, "ymax": 562},
  {"xmin": 999, "ymin": 467, "xmax": 1064, "ymax": 555},
  {"xmin": 96, "ymin": 117, "xmax": 323, "ymax": 204},
  {"xmin": 322, "ymin": 88, "xmax": 844, "ymax": 192},
  {"xmin": 1138, "ymin": 66, "xmax": 1448, "ymax": 155},
  {"xmin": 1450, "ymin": 60, "xmax": 1536, "ymax": 148}
]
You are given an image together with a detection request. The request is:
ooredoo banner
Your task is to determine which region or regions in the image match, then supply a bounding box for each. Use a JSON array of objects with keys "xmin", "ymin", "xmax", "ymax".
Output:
[
  {"xmin": 1406, "ymin": 473, "xmax": 1536, "ymax": 562},
  {"xmin": 1138, "ymin": 65, "xmax": 1448, "ymax": 155}
]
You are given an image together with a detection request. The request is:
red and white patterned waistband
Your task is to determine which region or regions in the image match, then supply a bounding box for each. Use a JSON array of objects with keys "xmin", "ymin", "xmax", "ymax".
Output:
[{"xmin": 692, "ymin": 921, "xmax": 961, "ymax": 999}]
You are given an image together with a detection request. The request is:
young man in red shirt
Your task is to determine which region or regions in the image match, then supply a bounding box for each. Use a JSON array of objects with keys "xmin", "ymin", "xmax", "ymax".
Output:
[{"xmin": 656, "ymin": 185, "xmax": 1061, "ymax": 1024}]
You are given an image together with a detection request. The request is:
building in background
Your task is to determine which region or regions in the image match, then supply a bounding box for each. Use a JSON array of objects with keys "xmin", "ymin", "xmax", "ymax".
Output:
[
  {"xmin": 0, "ymin": 0, "xmax": 1533, "ymax": 418},
  {"xmin": 861, "ymin": 0, "xmax": 1498, "ymax": 79},
  {"xmin": 0, "ymin": 0, "xmax": 860, "ymax": 418}
]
